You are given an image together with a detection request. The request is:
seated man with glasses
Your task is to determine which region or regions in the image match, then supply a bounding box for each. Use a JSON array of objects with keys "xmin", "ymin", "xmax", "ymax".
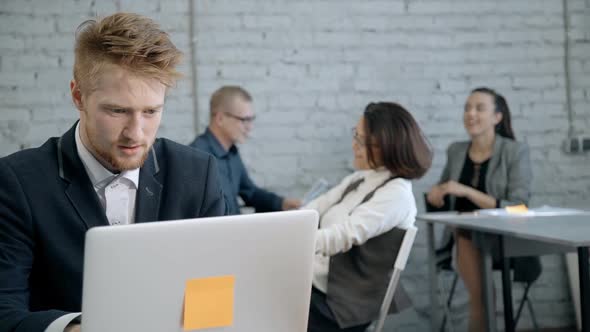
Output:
[{"xmin": 189, "ymin": 85, "xmax": 301, "ymax": 215}]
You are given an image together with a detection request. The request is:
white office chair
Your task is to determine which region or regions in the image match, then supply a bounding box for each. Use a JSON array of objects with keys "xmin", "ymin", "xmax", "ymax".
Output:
[{"xmin": 372, "ymin": 225, "xmax": 418, "ymax": 332}]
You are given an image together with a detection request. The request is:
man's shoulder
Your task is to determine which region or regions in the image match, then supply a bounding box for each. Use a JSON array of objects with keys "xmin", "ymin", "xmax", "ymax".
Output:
[
  {"xmin": 151, "ymin": 139, "xmax": 218, "ymax": 193},
  {"xmin": 153, "ymin": 137, "xmax": 212, "ymax": 164},
  {"xmin": 188, "ymin": 132, "xmax": 211, "ymax": 151},
  {"xmin": 0, "ymin": 138, "xmax": 59, "ymax": 172}
]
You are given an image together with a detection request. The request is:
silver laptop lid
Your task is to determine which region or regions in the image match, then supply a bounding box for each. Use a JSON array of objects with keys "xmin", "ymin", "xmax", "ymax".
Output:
[{"xmin": 81, "ymin": 210, "xmax": 318, "ymax": 332}]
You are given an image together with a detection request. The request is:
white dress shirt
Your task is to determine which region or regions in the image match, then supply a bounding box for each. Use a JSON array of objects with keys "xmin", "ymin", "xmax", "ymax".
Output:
[
  {"xmin": 44, "ymin": 123, "xmax": 140, "ymax": 332},
  {"xmin": 303, "ymin": 168, "xmax": 417, "ymax": 293},
  {"xmin": 75, "ymin": 124, "xmax": 139, "ymax": 225}
]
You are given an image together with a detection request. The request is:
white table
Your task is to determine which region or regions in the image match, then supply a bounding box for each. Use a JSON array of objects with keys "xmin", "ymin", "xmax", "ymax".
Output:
[{"xmin": 418, "ymin": 212, "xmax": 590, "ymax": 332}]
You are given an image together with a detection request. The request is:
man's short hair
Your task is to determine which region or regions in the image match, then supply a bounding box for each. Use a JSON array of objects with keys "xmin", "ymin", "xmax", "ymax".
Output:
[
  {"xmin": 74, "ymin": 13, "xmax": 183, "ymax": 94},
  {"xmin": 209, "ymin": 86, "xmax": 252, "ymax": 117}
]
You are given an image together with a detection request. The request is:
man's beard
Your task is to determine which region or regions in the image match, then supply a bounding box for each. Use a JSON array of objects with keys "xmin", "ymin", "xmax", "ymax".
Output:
[
  {"xmin": 85, "ymin": 124, "xmax": 151, "ymax": 172},
  {"xmin": 93, "ymin": 142, "xmax": 150, "ymax": 171}
]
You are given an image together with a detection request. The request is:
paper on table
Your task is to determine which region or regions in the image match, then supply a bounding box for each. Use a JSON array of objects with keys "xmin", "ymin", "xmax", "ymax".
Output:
[
  {"xmin": 183, "ymin": 275, "xmax": 235, "ymax": 331},
  {"xmin": 477, "ymin": 205, "xmax": 587, "ymax": 217},
  {"xmin": 529, "ymin": 205, "xmax": 588, "ymax": 216}
]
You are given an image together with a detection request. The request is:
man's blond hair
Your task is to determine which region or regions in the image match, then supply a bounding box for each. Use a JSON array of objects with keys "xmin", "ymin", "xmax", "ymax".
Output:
[
  {"xmin": 209, "ymin": 86, "xmax": 252, "ymax": 118},
  {"xmin": 73, "ymin": 13, "xmax": 183, "ymax": 93}
]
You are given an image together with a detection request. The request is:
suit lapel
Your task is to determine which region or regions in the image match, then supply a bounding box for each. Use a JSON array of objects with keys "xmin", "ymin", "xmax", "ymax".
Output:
[
  {"xmin": 447, "ymin": 142, "xmax": 469, "ymax": 210},
  {"xmin": 485, "ymin": 136, "xmax": 504, "ymax": 190},
  {"xmin": 135, "ymin": 146, "xmax": 163, "ymax": 223},
  {"xmin": 449, "ymin": 143, "xmax": 469, "ymax": 182},
  {"xmin": 58, "ymin": 124, "xmax": 110, "ymax": 229}
]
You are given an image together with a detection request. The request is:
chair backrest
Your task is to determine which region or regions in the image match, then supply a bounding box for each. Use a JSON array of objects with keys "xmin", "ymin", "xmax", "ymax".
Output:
[{"xmin": 372, "ymin": 225, "xmax": 418, "ymax": 332}]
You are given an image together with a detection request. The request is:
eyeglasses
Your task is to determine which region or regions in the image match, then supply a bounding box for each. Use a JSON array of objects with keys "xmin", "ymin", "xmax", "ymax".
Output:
[
  {"xmin": 352, "ymin": 128, "xmax": 367, "ymax": 147},
  {"xmin": 224, "ymin": 112, "xmax": 256, "ymax": 124}
]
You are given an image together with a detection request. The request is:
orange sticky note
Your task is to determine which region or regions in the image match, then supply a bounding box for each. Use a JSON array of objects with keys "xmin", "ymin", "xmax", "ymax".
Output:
[
  {"xmin": 183, "ymin": 275, "xmax": 235, "ymax": 331},
  {"xmin": 505, "ymin": 204, "xmax": 529, "ymax": 214}
]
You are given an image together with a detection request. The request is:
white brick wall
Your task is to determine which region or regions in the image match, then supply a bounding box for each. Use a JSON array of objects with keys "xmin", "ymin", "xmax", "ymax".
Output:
[
  {"xmin": 1, "ymin": 0, "xmax": 589, "ymax": 330},
  {"xmin": 0, "ymin": 0, "xmax": 195, "ymax": 148}
]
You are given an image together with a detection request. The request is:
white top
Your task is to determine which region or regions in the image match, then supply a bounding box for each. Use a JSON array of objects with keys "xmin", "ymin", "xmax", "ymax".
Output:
[
  {"xmin": 44, "ymin": 124, "xmax": 141, "ymax": 332},
  {"xmin": 304, "ymin": 168, "xmax": 417, "ymax": 293}
]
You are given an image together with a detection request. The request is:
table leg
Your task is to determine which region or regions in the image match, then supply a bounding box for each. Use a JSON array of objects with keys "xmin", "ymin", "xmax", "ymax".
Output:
[
  {"xmin": 477, "ymin": 233, "xmax": 497, "ymax": 332},
  {"xmin": 578, "ymin": 247, "xmax": 589, "ymax": 332},
  {"xmin": 427, "ymin": 222, "xmax": 441, "ymax": 332},
  {"xmin": 499, "ymin": 236, "xmax": 514, "ymax": 332}
]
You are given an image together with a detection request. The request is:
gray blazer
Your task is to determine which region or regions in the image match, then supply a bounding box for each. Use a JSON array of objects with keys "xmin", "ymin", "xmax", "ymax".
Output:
[
  {"xmin": 436, "ymin": 136, "xmax": 541, "ymax": 283},
  {"xmin": 438, "ymin": 135, "xmax": 532, "ymax": 208}
]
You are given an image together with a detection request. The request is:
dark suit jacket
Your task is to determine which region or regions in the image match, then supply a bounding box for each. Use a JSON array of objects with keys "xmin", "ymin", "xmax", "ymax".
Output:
[{"xmin": 0, "ymin": 124, "xmax": 226, "ymax": 332}]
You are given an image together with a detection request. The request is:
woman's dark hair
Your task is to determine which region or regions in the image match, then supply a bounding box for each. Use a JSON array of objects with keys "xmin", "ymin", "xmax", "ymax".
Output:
[
  {"xmin": 363, "ymin": 102, "xmax": 432, "ymax": 179},
  {"xmin": 471, "ymin": 87, "xmax": 515, "ymax": 140}
]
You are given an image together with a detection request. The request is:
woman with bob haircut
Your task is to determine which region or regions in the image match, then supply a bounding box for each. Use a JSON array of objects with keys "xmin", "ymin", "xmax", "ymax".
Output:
[
  {"xmin": 427, "ymin": 87, "xmax": 540, "ymax": 332},
  {"xmin": 305, "ymin": 102, "xmax": 432, "ymax": 332}
]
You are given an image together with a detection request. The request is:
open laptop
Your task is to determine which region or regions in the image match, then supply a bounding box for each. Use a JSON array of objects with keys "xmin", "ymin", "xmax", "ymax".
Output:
[{"xmin": 81, "ymin": 210, "xmax": 318, "ymax": 332}]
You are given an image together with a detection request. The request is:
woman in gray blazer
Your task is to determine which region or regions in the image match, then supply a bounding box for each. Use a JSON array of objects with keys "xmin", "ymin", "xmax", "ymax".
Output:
[{"xmin": 427, "ymin": 87, "xmax": 538, "ymax": 332}]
